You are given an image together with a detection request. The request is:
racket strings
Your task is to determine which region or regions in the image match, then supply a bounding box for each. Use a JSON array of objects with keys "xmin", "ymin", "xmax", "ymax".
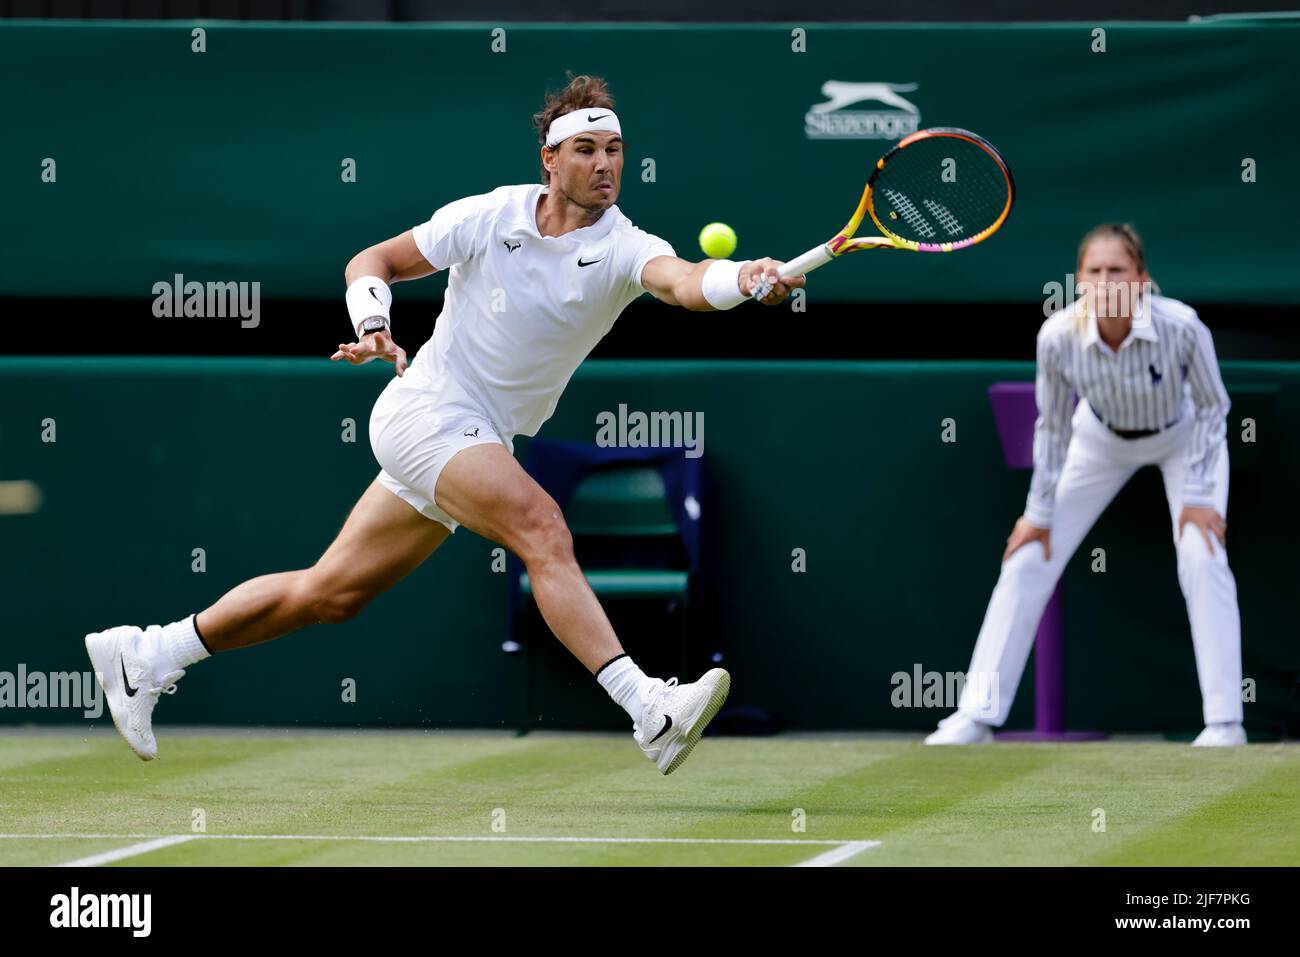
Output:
[{"xmin": 869, "ymin": 136, "xmax": 1009, "ymax": 246}]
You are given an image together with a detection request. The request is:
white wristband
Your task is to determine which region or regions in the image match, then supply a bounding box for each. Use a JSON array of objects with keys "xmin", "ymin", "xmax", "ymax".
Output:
[
  {"xmin": 701, "ymin": 259, "xmax": 750, "ymax": 310},
  {"xmin": 345, "ymin": 276, "xmax": 392, "ymax": 338}
]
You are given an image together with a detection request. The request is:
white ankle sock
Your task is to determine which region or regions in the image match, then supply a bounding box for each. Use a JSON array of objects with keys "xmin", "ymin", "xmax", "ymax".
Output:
[
  {"xmin": 147, "ymin": 614, "xmax": 211, "ymax": 675},
  {"xmin": 596, "ymin": 655, "xmax": 653, "ymax": 724}
]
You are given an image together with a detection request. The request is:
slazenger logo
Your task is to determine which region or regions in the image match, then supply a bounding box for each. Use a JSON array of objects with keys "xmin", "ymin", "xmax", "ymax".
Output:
[
  {"xmin": 804, "ymin": 81, "xmax": 922, "ymax": 140},
  {"xmin": 50, "ymin": 887, "xmax": 151, "ymax": 937}
]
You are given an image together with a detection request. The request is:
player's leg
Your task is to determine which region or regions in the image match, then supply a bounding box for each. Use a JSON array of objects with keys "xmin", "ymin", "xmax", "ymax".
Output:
[
  {"xmin": 434, "ymin": 443, "xmax": 616, "ymax": 672},
  {"xmin": 433, "ymin": 442, "xmax": 728, "ymax": 774},
  {"xmin": 195, "ymin": 478, "xmax": 450, "ymax": 651},
  {"xmin": 931, "ymin": 427, "xmax": 1137, "ymax": 742},
  {"xmin": 1158, "ymin": 437, "xmax": 1244, "ymax": 744},
  {"xmin": 85, "ymin": 477, "xmax": 450, "ymax": 759}
]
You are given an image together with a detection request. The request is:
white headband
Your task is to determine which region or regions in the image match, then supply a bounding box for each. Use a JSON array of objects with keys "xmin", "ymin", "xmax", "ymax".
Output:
[{"xmin": 545, "ymin": 108, "xmax": 622, "ymax": 149}]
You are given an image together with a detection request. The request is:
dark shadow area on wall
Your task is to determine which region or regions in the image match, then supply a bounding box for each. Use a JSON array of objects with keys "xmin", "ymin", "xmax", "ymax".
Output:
[{"xmin": 3, "ymin": 297, "xmax": 1297, "ymax": 361}]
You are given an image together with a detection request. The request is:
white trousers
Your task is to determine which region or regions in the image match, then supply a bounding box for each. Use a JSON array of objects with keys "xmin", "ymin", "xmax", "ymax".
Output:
[{"xmin": 958, "ymin": 399, "xmax": 1242, "ymax": 727}]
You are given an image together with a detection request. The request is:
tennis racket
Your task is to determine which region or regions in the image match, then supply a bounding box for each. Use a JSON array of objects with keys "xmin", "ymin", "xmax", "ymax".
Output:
[{"xmin": 751, "ymin": 127, "xmax": 1015, "ymax": 299}]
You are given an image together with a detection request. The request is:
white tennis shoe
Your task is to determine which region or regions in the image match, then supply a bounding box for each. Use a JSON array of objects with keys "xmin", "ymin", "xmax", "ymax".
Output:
[
  {"xmin": 85, "ymin": 625, "xmax": 186, "ymax": 761},
  {"xmin": 634, "ymin": 668, "xmax": 731, "ymax": 775},
  {"xmin": 1191, "ymin": 722, "xmax": 1247, "ymax": 747},
  {"xmin": 924, "ymin": 711, "xmax": 995, "ymax": 745}
]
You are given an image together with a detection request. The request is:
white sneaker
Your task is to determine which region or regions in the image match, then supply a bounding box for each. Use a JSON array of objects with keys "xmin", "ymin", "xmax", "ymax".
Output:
[
  {"xmin": 924, "ymin": 712, "xmax": 995, "ymax": 745},
  {"xmin": 1192, "ymin": 722, "xmax": 1247, "ymax": 747},
  {"xmin": 85, "ymin": 625, "xmax": 186, "ymax": 761},
  {"xmin": 634, "ymin": 668, "xmax": 731, "ymax": 775}
]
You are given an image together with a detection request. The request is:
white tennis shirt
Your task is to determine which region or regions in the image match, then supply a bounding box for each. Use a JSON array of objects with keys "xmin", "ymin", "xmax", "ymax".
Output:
[
  {"xmin": 406, "ymin": 183, "xmax": 675, "ymax": 438},
  {"xmin": 1026, "ymin": 294, "xmax": 1231, "ymax": 527}
]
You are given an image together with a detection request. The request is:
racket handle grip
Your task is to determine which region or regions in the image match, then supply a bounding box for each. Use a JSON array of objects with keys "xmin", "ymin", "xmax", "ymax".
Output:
[
  {"xmin": 750, "ymin": 244, "xmax": 833, "ymax": 303},
  {"xmin": 779, "ymin": 244, "xmax": 834, "ymax": 279}
]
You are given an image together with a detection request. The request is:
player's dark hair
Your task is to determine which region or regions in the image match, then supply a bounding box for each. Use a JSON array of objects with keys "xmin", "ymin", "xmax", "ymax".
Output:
[{"xmin": 532, "ymin": 72, "xmax": 617, "ymax": 184}]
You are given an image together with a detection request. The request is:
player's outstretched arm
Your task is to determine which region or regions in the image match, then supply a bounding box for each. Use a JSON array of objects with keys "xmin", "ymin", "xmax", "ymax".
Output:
[{"xmin": 641, "ymin": 256, "xmax": 805, "ymax": 311}]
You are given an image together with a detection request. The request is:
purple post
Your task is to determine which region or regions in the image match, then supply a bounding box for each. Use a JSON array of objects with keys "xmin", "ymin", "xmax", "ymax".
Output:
[
  {"xmin": 1035, "ymin": 588, "xmax": 1065, "ymax": 735},
  {"xmin": 987, "ymin": 383, "xmax": 1106, "ymax": 742}
]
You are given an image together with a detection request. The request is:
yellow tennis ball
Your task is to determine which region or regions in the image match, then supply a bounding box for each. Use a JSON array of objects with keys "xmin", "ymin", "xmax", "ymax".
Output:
[{"xmin": 699, "ymin": 222, "xmax": 737, "ymax": 259}]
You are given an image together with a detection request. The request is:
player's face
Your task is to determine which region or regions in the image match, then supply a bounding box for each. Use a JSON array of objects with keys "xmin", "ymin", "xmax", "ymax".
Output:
[
  {"xmin": 1078, "ymin": 237, "xmax": 1147, "ymax": 320},
  {"xmin": 550, "ymin": 132, "xmax": 623, "ymax": 210}
]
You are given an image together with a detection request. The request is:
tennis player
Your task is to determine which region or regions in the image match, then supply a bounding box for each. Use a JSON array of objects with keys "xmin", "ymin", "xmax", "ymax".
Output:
[
  {"xmin": 927, "ymin": 224, "xmax": 1245, "ymax": 747},
  {"xmin": 86, "ymin": 74, "xmax": 804, "ymax": 774}
]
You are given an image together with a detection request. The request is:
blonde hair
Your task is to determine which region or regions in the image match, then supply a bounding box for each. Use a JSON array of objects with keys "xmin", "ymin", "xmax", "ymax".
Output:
[{"xmin": 1072, "ymin": 223, "xmax": 1158, "ymax": 334}]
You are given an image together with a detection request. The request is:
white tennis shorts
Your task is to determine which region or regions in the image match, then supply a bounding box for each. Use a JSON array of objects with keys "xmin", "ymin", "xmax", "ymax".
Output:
[{"xmin": 368, "ymin": 371, "xmax": 513, "ymax": 533}]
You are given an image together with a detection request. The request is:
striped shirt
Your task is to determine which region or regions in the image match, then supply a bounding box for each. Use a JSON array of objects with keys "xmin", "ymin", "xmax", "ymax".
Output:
[{"xmin": 1025, "ymin": 294, "xmax": 1230, "ymax": 528}]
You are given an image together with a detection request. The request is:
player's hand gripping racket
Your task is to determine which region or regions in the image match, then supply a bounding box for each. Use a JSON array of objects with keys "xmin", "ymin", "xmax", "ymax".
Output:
[{"xmin": 750, "ymin": 127, "xmax": 1015, "ymax": 300}]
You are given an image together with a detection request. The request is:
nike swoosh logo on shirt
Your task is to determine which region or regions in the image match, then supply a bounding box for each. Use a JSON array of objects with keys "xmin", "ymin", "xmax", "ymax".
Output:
[{"xmin": 577, "ymin": 257, "xmax": 603, "ymax": 267}]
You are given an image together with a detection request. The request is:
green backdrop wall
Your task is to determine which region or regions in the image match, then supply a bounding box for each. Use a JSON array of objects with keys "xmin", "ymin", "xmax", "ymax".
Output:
[
  {"xmin": 1, "ymin": 358, "xmax": 1295, "ymax": 734},
  {"xmin": 2, "ymin": 20, "xmax": 1298, "ymax": 303}
]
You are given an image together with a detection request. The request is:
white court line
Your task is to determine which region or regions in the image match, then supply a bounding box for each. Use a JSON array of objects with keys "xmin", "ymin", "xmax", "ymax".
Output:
[
  {"xmin": 794, "ymin": 840, "xmax": 881, "ymax": 867},
  {"xmin": 57, "ymin": 835, "xmax": 198, "ymax": 867},
  {"xmin": 4, "ymin": 833, "xmax": 858, "ymax": 846},
  {"xmin": 0, "ymin": 833, "xmax": 883, "ymax": 866}
]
